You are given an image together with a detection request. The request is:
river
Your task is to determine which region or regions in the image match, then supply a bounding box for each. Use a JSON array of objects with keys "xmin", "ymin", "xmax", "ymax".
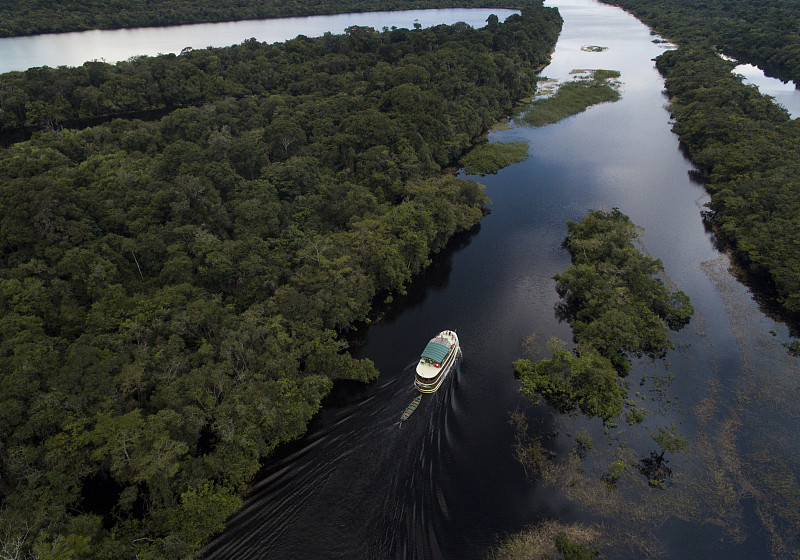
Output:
[
  {"xmin": 197, "ymin": 0, "xmax": 799, "ymax": 558},
  {"xmin": 721, "ymin": 54, "xmax": 800, "ymax": 118},
  {"xmin": 2, "ymin": 1, "xmax": 798, "ymax": 558},
  {"xmin": 0, "ymin": 8, "xmax": 518, "ymax": 74},
  {"xmin": 733, "ymin": 62, "xmax": 800, "ymax": 118}
]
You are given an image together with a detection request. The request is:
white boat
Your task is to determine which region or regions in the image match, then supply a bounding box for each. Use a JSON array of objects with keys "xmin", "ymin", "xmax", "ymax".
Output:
[{"xmin": 415, "ymin": 330, "xmax": 460, "ymax": 393}]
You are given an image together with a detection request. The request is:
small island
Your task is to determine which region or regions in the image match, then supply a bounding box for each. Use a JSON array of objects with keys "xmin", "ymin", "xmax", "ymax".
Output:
[
  {"xmin": 520, "ymin": 69, "xmax": 621, "ymax": 127},
  {"xmin": 459, "ymin": 141, "xmax": 529, "ymax": 175},
  {"xmin": 515, "ymin": 208, "xmax": 694, "ymax": 422}
]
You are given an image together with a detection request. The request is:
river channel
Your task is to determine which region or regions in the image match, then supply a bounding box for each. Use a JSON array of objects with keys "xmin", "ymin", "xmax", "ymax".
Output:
[
  {"xmin": 2, "ymin": 1, "xmax": 798, "ymax": 558},
  {"xmin": 0, "ymin": 8, "xmax": 518, "ymax": 74},
  {"xmin": 197, "ymin": 0, "xmax": 800, "ymax": 559}
]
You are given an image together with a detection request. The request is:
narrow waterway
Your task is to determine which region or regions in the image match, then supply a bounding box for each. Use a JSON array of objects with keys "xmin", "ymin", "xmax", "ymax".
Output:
[
  {"xmin": 201, "ymin": 0, "xmax": 800, "ymax": 558},
  {"xmin": 733, "ymin": 62, "xmax": 800, "ymax": 118},
  {"xmin": 2, "ymin": 1, "xmax": 797, "ymax": 557},
  {"xmin": 721, "ymin": 54, "xmax": 800, "ymax": 118}
]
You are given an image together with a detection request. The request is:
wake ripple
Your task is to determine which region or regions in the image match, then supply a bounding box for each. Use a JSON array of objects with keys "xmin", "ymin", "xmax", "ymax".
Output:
[{"xmin": 202, "ymin": 359, "xmax": 465, "ymax": 560}]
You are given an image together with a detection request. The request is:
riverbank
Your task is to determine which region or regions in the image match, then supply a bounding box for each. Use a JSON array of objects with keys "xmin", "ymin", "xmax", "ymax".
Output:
[
  {"xmin": 0, "ymin": 11, "xmax": 563, "ymax": 559},
  {"xmin": 0, "ymin": 0, "xmax": 521, "ymax": 37}
]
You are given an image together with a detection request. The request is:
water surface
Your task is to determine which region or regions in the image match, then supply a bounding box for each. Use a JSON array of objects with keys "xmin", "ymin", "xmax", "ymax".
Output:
[
  {"xmin": 0, "ymin": 9, "xmax": 517, "ymax": 73},
  {"xmin": 733, "ymin": 62, "xmax": 800, "ymax": 118},
  {"xmin": 203, "ymin": 0, "xmax": 800, "ymax": 558}
]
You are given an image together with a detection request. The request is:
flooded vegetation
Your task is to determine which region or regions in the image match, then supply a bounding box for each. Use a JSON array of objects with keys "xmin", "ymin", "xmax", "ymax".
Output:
[
  {"xmin": 489, "ymin": 519, "xmax": 601, "ymax": 560},
  {"xmin": 460, "ymin": 141, "xmax": 530, "ymax": 175},
  {"xmin": 520, "ymin": 69, "xmax": 621, "ymax": 126},
  {"xmin": 1, "ymin": 0, "xmax": 799, "ymax": 558}
]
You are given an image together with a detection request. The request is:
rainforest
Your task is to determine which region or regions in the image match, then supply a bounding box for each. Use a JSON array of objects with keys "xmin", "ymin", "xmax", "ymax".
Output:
[
  {"xmin": 601, "ymin": 0, "xmax": 800, "ymax": 324},
  {"xmin": 0, "ymin": 7, "xmax": 562, "ymax": 558},
  {"xmin": 2, "ymin": 0, "xmax": 800, "ymax": 558}
]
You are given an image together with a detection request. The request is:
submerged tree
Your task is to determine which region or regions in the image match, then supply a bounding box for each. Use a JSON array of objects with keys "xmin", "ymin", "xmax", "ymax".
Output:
[
  {"xmin": 515, "ymin": 337, "xmax": 624, "ymax": 423},
  {"xmin": 516, "ymin": 209, "xmax": 693, "ymax": 424},
  {"xmin": 638, "ymin": 423, "xmax": 689, "ymax": 488}
]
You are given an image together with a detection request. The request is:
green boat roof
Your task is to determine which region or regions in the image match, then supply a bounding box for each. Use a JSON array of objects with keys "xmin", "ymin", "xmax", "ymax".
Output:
[{"xmin": 420, "ymin": 341, "xmax": 451, "ymax": 363}]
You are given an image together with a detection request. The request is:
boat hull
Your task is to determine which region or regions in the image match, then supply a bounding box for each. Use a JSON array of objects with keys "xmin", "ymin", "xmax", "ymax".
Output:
[{"xmin": 415, "ymin": 330, "xmax": 460, "ymax": 393}]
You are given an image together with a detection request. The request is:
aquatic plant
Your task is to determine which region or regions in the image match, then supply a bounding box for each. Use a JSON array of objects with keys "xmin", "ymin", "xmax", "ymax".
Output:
[
  {"xmin": 460, "ymin": 140, "xmax": 529, "ymax": 175},
  {"xmin": 520, "ymin": 69, "xmax": 621, "ymax": 127}
]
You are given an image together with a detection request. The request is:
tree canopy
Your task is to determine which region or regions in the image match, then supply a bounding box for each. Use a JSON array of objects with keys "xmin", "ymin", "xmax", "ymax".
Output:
[
  {"xmin": 602, "ymin": 0, "xmax": 800, "ymax": 85},
  {"xmin": 0, "ymin": 9, "xmax": 562, "ymax": 559},
  {"xmin": 654, "ymin": 47, "xmax": 800, "ymax": 318},
  {"xmin": 516, "ymin": 209, "xmax": 693, "ymax": 423},
  {"xmin": 0, "ymin": 0, "xmax": 529, "ymax": 38},
  {"xmin": 601, "ymin": 0, "xmax": 800, "ymax": 324}
]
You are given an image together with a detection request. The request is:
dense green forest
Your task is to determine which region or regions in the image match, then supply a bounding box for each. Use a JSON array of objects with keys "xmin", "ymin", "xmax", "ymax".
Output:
[
  {"xmin": 515, "ymin": 209, "xmax": 693, "ymax": 423},
  {"xmin": 0, "ymin": 8, "xmax": 551, "ymax": 132},
  {"xmin": 603, "ymin": 0, "xmax": 800, "ymax": 84},
  {"xmin": 599, "ymin": 0, "xmax": 800, "ymax": 323},
  {"xmin": 652, "ymin": 48, "xmax": 800, "ymax": 315},
  {"xmin": 0, "ymin": 0, "xmax": 522, "ymax": 37},
  {"xmin": 0, "ymin": 9, "xmax": 562, "ymax": 559}
]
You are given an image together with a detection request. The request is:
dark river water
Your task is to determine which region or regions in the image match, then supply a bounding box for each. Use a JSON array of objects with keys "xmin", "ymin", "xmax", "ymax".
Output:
[
  {"xmin": 5, "ymin": 0, "xmax": 793, "ymax": 556},
  {"xmin": 198, "ymin": 0, "xmax": 800, "ymax": 558}
]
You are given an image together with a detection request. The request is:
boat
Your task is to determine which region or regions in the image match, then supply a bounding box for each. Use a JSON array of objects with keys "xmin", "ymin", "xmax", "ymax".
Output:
[
  {"xmin": 415, "ymin": 330, "xmax": 460, "ymax": 393},
  {"xmin": 400, "ymin": 394, "xmax": 422, "ymax": 422}
]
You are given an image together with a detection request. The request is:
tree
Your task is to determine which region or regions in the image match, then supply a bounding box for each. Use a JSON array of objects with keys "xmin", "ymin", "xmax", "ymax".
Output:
[
  {"xmin": 516, "ymin": 338, "xmax": 625, "ymax": 423},
  {"xmin": 0, "ymin": 10, "xmax": 563, "ymax": 557},
  {"xmin": 639, "ymin": 423, "xmax": 689, "ymax": 487}
]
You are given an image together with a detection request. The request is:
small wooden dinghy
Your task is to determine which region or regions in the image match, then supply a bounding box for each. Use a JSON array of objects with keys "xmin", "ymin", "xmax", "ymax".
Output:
[{"xmin": 400, "ymin": 394, "xmax": 422, "ymax": 422}]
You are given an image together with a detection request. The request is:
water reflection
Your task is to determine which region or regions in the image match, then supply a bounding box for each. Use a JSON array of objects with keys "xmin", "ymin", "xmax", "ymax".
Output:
[
  {"xmin": 0, "ymin": 9, "xmax": 518, "ymax": 73},
  {"xmin": 733, "ymin": 63, "xmax": 800, "ymax": 118},
  {"xmin": 721, "ymin": 54, "xmax": 800, "ymax": 118},
  {"xmin": 190, "ymin": 0, "xmax": 800, "ymax": 557}
]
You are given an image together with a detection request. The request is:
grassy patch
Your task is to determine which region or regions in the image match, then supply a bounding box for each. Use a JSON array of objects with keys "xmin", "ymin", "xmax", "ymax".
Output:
[
  {"xmin": 520, "ymin": 69, "xmax": 621, "ymax": 127},
  {"xmin": 460, "ymin": 140, "xmax": 529, "ymax": 175},
  {"xmin": 490, "ymin": 519, "xmax": 601, "ymax": 560}
]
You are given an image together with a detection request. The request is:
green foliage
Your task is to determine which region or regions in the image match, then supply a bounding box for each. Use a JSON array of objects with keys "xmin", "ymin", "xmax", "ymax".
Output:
[
  {"xmin": 0, "ymin": 0, "xmax": 525, "ymax": 38},
  {"xmin": 638, "ymin": 424, "xmax": 687, "ymax": 488},
  {"xmin": 555, "ymin": 532, "xmax": 600, "ymax": 560},
  {"xmin": 784, "ymin": 340, "xmax": 800, "ymax": 356},
  {"xmin": 517, "ymin": 209, "xmax": 693, "ymax": 424},
  {"xmin": 649, "ymin": 423, "xmax": 688, "ymax": 457},
  {"xmin": 624, "ymin": 403, "xmax": 647, "ymax": 425},
  {"xmin": 169, "ymin": 483, "xmax": 242, "ymax": 550},
  {"xmin": 555, "ymin": 208, "xmax": 694, "ymax": 372},
  {"xmin": 0, "ymin": 8, "xmax": 562, "ymax": 133},
  {"xmin": 607, "ymin": 459, "xmax": 626, "ymax": 481},
  {"xmin": 459, "ymin": 140, "xmax": 529, "ymax": 174},
  {"xmin": 0, "ymin": 11, "xmax": 563, "ymax": 560},
  {"xmin": 575, "ymin": 431, "xmax": 593, "ymax": 454},
  {"xmin": 520, "ymin": 69, "xmax": 621, "ymax": 127},
  {"xmin": 598, "ymin": 2, "xmax": 800, "ymax": 321},
  {"xmin": 516, "ymin": 338, "xmax": 625, "ymax": 422},
  {"xmin": 650, "ymin": 47, "xmax": 800, "ymax": 317},
  {"xmin": 602, "ymin": 0, "xmax": 800, "ymax": 86}
]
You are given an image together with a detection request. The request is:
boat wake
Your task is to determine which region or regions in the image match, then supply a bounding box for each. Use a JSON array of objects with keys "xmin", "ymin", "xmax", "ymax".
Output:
[{"xmin": 202, "ymin": 359, "xmax": 463, "ymax": 560}]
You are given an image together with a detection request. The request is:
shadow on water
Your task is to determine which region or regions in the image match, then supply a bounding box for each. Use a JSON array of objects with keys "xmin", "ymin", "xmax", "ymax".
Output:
[
  {"xmin": 202, "ymin": 360, "xmax": 464, "ymax": 560},
  {"xmin": 370, "ymin": 224, "xmax": 482, "ymax": 326},
  {"xmin": 699, "ymin": 205, "xmax": 800, "ymax": 337}
]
